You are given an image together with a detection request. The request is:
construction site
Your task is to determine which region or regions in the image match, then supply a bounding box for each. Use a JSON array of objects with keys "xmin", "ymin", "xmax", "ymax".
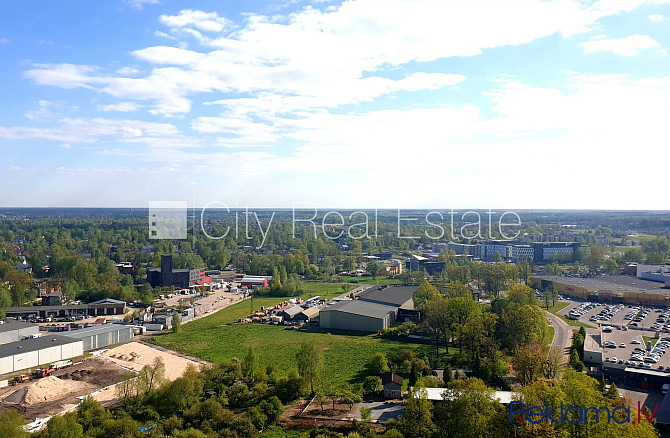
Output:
[{"xmin": 0, "ymin": 341, "xmax": 202, "ymax": 426}]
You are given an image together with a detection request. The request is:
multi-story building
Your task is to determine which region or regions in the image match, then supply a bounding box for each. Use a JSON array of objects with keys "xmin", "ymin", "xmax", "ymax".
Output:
[{"xmin": 146, "ymin": 254, "xmax": 205, "ymax": 289}]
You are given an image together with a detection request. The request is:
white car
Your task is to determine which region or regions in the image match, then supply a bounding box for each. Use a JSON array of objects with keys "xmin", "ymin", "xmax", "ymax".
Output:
[{"xmin": 631, "ymin": 339, "xmax": 641, "ymax": 344}]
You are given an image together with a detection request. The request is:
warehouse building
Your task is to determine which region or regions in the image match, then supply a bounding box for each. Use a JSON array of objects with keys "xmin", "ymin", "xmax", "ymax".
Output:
[
  {"xmin": 531, "ymin": 275, "xmax": 670, "ymax": 306},
  {"xmin": 319, "ymin": 300, "xmax": 397, "ymax": 332},
  {"xmin": 0, "ymin": 322, "xmax": 39, "ymax": 345},
  {"xmin": 0, "ymin": 335, "xmax": 84, "ymax": 375},
  {"xmin": 6, "ymin": 299, "xmax": 126, "ymax": 319},
  {"xmin": 357, "ymin": 285, "xmax": 416, "ymax": 308},
  {"xmin": 61, "ymin": 324, "xmax": 134, "ymax": 351}
]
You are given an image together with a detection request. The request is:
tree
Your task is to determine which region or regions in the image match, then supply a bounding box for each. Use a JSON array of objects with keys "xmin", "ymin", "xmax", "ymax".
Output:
[
  {"xmin": 434, "ymin": 378, "xmax": 502, "ymax": 438},
  {"xmin": 518, "ymin": 260, "xmax": 532, "ymax": 285},
  {"xmin": 171, "ymin": 312, "xmax": 182, "ymax": 333},
  {"xmin": 295, "ymin": 340, "xmax": 323, "ymax": 394},
  {"xmin": 602, "ymin": 258, "xmax": 618, "ymax": 275},
  {"xmin": 502, "ymin": 303, "xmax": 546, "ymax": 348},
  {"xmin": 139, "ymin": 357, "xmax": 166, "ymax": 395},
  {"xmin": 363, "ymin": 376, "xmax": 382, "ymax": 395},
  {"xmin": 606, "ymin": 382, "xmax": 619, "ymax": 399},
  {"xmin": 0, "ymin": 409, "xmax": 29, "ymax": 438},
  {"xmin": 544, "ymin": 284, "xmax": 559, "ymax": 309},
  {"xmin": 399, "ymin": 387, "xmax": 435, "ymax": 438},
  {"xmin": 366, "ymin": 261, "xmax": 381, "ymax": 279},
  {"xmin": 424, "ymin": 295, "xmax": 451, "ymax": 357},
  {"xmin": 40, "ymin": 413, "xmax": 83, "ymax": 438},
  {"xmin": 506, "ymin": 285, "xmax": 538, "ymax": 306},
  {"xmin": 0, "ymin": 286, "xmax": 12, "ymax": 319},
  {"xmin": 365, "ymin": 353, "xmax": 390, "ymax": 376},
  {"xmin": 413, "ymin": 281, "xmax": 439, "ymax": 313},
  {"xmin": 242, "ymin": 346, "xmax": 258, "ymax": 379}
]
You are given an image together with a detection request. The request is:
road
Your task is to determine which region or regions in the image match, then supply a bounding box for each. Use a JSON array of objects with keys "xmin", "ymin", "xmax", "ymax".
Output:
[{"xmin": 545, "ymin": 307, "xmax": 575, "ymax": 363}]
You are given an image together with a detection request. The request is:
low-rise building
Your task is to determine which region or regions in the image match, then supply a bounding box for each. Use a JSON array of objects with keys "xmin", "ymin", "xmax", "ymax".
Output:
[{"xmin": 381, "ymin": 373, "xmax": 403, "ymax": 399}]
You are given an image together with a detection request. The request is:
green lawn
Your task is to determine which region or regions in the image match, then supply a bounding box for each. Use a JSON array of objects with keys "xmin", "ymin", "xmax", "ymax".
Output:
[
  {"xmin": 151, "ymin": 294, "xmax": 438, "ymax": 388},
  {"xmin": 544, "ymin": 324, "xmax": 555, "ymax": 345},
  {"xmin": 331, "ymin": 275, "xmax": 403, "ymax": 285},
  {"xmin": 544, "ymin": 301, "xmax": 595, "ymax": 329}
]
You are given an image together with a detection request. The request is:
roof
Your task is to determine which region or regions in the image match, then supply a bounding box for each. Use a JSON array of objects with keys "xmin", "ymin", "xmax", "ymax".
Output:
[
  {"xmin": 241, "ymin": 277, "xmax": 268, "ymax": 283},
  {"xmin": 7, "ymin": 305, "xmax": 88, "ymax": 313},
  {"xmin": 623, "ymin": 367, "xmax": 670, "ymax": 377},
  {"xmin": 0, "ymin": 335, "xmax": 82, "ymax": 359},
  {"xmin": 535, "ymin": 275, "xmax": 668, "ymax": 294},
  {"xmin": 61, "ymin": 323, "xmax": 133, "ymax": 339},
  {"xmin": 43, "ymin": 291, "xmax": 63, "ymax": 298},
  {"xmin": 415, "ymin": 387, "xmax": 515, "ymax": 404},
  {"xmin": 321, "ymin": 300, "xmax": 397, "ymax": 319},
  {"xmin": 89, "ymin": 298, "xmax": 126, "ymax": 305},
  {"xmin": 381, "ymin": 373, "xmax": 403, "ymax": 385},
  {"xmin": 358, "ymin": 285, "xmax": 417, "ymax": 308},
  {"xmin": 281, "ymin": 305, "xmax": 304, "ymax": 318},
  {"xmin": 0, "ymin": 321, "xmax": 38, "ymax": 334},
  {"xmin": 299, "ymin": 307, "xmax": 320, "ymax": 318}
]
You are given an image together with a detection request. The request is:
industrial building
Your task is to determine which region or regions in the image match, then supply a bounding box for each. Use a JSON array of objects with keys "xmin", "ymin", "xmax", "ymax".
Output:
[
  {"xmin": 0, "ymin": 322, "xmax": 39, "ymax": 345},
  {"xmin": 5, "ymin": 299, "xmax": 126, "ymax": 319},
  {"xmin": 0, "ymin": 335, "xmax": 84, "ymax": 375},
  {"xmin": 61, "ymin": 324, "xmax": 134, "ymax": 351},
  {"xmin": 531, "ymin": 275, "xmax": 670, "ymax": 306},
  {"xmin": 146, "ymin": 254, "xmax": 207, "ymax": 289},
  {"xmin": 319, "ymin": 300, "xmax": 398, "ymax": 332},
  {"xmin": 357, "ymin": 285, "xmax": 415, "ymax": 308}
]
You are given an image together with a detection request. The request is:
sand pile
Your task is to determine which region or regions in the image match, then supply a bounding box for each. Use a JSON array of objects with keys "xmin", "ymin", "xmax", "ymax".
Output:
[
  {"xmin": 101, "ymin": 342, "xmax": 198, "ymax": 380},
  {"xmin": 23, "ymin": 376, "xmax": 96, "ymax": 405}
]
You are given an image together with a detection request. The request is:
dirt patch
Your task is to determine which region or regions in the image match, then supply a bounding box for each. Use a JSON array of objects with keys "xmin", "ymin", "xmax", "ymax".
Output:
[
  {"xmin": 0, "ymin": 358, "xmax": 128, "ymax": 420},
  {"xmin": 101, "ymin": 341, "xmax": 199, "ymax": 380}
]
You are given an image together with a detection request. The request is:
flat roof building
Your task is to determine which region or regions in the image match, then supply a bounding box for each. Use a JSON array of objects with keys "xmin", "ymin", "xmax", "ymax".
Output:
[
  {"xmin": 0, "ymin": 335, "xmax": 84, "ymax": 375},
  {"xmin": 531, "ymin": 275, "xmax": 669, "ymax": 305},
  {"xmin": 0, "ymin": 322, "xmax": 39, "ymax": 345},
  {"xmin": 61, "ymin": 324, "xmax": 134, "ymax": 351},
  {"xmin": 319, "ymin": 300, "xmax": 397, "ymax": 332}
]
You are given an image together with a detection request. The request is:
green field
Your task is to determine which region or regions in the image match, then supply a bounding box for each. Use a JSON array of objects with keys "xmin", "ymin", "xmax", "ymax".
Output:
[
  {"xmin": 330, "ymin": 275, "xmax": 403, "ymax": 285},
  {"xmin": 152, "ymin": 294, "xmax": 438, "ymax": 388}
]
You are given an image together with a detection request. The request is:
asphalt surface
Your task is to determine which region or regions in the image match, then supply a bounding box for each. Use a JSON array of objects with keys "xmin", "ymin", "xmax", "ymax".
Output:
[{"xmin": 545, "ymin": 306, "xmax": 575, "ymax": 362}]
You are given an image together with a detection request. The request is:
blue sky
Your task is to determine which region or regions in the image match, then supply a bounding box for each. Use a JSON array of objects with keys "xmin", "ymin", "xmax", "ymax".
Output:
[{"xmin": 1, "ymin": 0, "xmax": 669, "ymax": 209}]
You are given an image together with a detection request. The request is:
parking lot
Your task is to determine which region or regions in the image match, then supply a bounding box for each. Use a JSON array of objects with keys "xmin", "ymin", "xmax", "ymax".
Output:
[
  {"xmin": 601, "ymin": 328, "xmax": 670, "ymax": 371},
  {"xmin": 561, "ymin": 302, "xmax": 670, "ymax": 334}
]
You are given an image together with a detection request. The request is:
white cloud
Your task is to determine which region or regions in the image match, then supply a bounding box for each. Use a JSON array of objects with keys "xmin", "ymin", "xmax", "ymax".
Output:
[
  {"xmin": 116, "ymin": 66, "xmax": 139, "ymax": 75},
  {"xmin": 59, "ymin": 143, "xmax": 72, "ymax": 149},
  {"xmin": 97, "ymin": 101, "xmax": 143, "ymax": 112},
  {"xmin": 649, "ymin": 14, "xmax": 664, "ymax": 21},
  {"xmin": 26, "ymin": 0, "xmax": 655, "ymax": 116},
  {"xmin": 0, "ymin": 38, "xmax": 9, "ymax": 44},
  {"xmin": 581, "ymin": 34, "xmax": 664, "ymax": 56},
  {"xmin": 0, "ymin": 117, "xmax": 178, "ymax": 143},
  {"xmin": 159, "ymin": 9, "xmax": 230, "ymax": 32},
  {"xmin": 123, "ymin": 0, "xmax": 159, "ymax": 10}
]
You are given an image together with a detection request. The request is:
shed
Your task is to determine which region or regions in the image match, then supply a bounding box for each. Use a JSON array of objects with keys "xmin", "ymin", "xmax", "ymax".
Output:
[
  {"xmin": 381, "ymin": 373, "xmax": 403, "ymax": 399},
  {"xmin": 280, "ymin": 305, "xmax": 304, "ymax": 321},
  {"xmin": 294, "ymin": 307, "xmax": 319, "ymax": 322}
]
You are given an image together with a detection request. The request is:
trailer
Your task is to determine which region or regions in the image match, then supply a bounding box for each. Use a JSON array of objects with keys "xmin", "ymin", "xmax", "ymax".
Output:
[{"xmin": 50, "ymin": 359, "xmax": 73, "ymax": 370}]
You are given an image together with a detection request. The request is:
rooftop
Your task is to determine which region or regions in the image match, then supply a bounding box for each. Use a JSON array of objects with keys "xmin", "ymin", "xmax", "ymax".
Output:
[
  {"xmin": 0, "ymin": 335, "xmax": 82, "ymax": 359},
  {"xmin": 89, "ymin": 298, "xmax": 126, "ymax": 305},
  {"xmin": 321, "ymin": 300, "xmax": 397, "ymax": 319},
  {"xmin": 535, "ymin": 275, "xmax": 668, "ymax": 294},
  {"xmin": 415, "ymin": 387, "xmax": 514, "ymax": 404},
  {"xmin": 0, "ymin": 321, "xmax": 38, "ymax": 334},
  {"xmin": 7, "ymin": 304, "xmax": 88, "ymax": 313},
  {"xmin": 61, "ymin": 323, "xmax": 133, "ymax": 339},
  {"xmin": 358, "ymin": 285, "xmax": 417, "ymax": 308}
]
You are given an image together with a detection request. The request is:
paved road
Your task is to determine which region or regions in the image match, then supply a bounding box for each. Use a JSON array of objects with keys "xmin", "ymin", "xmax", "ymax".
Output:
[{"xmin": 545, "ymin": 309, "xmax": 574, "ymax": 363}]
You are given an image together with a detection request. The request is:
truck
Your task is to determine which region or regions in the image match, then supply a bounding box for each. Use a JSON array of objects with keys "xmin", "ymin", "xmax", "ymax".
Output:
[
  {"xmin": 35, "ymin": 367, "xmax": 55, "ymax": 378},
  {"xmin": 11, "ymin": 375, "xmax": 31, "ymax": 385},
  {"xmin": 50, "ymin": 360, "xmax": 73, "ymax": 370}
]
